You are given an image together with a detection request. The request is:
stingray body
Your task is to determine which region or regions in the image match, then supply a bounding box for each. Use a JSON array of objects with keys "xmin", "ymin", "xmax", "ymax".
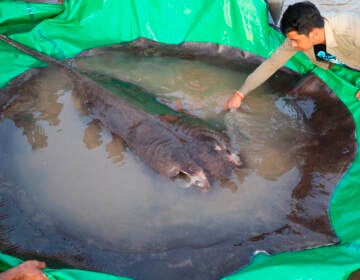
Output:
[{"xmin": 0, "ymin": 35, "xmax": 242, "ymax": 190}]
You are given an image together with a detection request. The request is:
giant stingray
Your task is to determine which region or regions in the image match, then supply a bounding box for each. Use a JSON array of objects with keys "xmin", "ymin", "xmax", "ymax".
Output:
[
  {"xmin": 0, "ymin": 36, "xmax": 357, "ymax": 280},
  {"xmin": 0, "ymin": 35, "xmax": 242, "ymax": 190}
]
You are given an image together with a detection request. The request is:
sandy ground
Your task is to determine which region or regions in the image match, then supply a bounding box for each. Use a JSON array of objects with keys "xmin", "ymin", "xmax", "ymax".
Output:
[
  {"xmin": 269, "ymin": 0, "xmax": 358, "ymax": 24},
  {"xmin": 282, "ymin": 0, "xmax": 359, "ymax": 15}
]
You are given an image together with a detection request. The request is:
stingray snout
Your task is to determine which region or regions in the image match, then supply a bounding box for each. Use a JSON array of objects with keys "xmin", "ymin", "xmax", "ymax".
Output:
[
  {"xmin": 182, "ymin": 165, "xmax": 210, "ymax": 190},
  {"xmin": 227, "ymin": 151, "xmax": 243, "ymax": 167}
]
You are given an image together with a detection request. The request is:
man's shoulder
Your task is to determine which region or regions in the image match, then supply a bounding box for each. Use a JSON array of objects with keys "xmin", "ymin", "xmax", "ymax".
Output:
[{"xmin": 324, "ymin": 12, "xmax": 360, "ymax": 38}]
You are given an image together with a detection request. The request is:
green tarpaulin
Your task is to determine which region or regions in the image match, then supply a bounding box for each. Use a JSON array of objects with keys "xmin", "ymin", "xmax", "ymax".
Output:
[
  {"xmin": 0, "ymin": 252, "xmax": 132, "ymax": 280},
  {"xmin": 0, "ymin": 0, "xmax": 359, "ymax": 279}
]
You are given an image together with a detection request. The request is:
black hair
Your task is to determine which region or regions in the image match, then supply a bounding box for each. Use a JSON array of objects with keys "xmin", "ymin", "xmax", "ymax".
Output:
[{"xmin": 280, "ymin": 1, "xmax": 324, "ymax": 35}]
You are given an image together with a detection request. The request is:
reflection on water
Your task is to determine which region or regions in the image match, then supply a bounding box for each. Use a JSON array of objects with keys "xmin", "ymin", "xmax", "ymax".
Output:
[
  {"xmin": 74, "ymin": 50, "xmax": 249, "ymax": 119},
  {"xmin": 0, "ymin": 50, "xmax": 355, "ymax": 280}
]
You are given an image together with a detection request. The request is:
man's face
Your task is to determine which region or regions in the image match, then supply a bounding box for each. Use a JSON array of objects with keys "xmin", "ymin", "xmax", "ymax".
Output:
[{"xmin": 286, "ymin": 30, "xmax": 315, "ymax": 51}]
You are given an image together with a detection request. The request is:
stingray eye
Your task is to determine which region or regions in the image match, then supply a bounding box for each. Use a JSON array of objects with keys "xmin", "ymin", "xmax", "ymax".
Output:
[
  {"xmin": 193, "ymin": 179, "xmax": 203, "ymax": 187},
  {"xmin": 185, "ymin": 165, "xmax": 196, "ymax": 175},
  {"xmin": 191, "ymin": 175, "xmax": 210, "ymax": 190},
  {"xmin": 189, "ymin": 173, "xmax": 205, "ymax": 187}
]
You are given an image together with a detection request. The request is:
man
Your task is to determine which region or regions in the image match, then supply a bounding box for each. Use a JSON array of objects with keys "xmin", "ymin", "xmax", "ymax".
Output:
[
  {"xmin": 226, "ymin": 1, "xmax": 360, "ymax": 109},
  {"xmin": 0, "ymin": 260, "xmax": 48, "ymax": 280}
]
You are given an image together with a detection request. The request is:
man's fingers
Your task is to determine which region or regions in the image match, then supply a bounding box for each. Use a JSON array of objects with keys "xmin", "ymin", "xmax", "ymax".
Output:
[
  {"xmin": 35, "ymin": 261, "xmax": 46, "ymax": 269},
  {"xmin": 24, "ymin": 260, "xmax": 46, "ymax": 269},
  {"xmin": 356, "ymin": 90, "xmax": 360, "ymax": 100}
]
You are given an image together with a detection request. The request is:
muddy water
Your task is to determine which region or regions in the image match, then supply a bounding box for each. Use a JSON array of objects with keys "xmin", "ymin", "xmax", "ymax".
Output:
[
  {"xmin": 74, "ymin": 49, "xmax": 250, "ymax": 120},
  {"xmin": 0, "ymin": 50, "xmax": 355, "ymax": 280}
]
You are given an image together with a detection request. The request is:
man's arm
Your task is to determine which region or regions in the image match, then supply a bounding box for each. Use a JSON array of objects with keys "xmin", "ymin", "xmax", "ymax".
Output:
[{"xmin": 226, "ymin": 39, "xmax": 296, "ymax": 109}]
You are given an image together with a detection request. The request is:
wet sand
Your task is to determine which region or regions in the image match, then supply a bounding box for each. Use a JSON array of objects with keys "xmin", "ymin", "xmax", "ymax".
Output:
[{"xmin": 283, "ymin": 0, "xmax": 359, "ymax": 14}]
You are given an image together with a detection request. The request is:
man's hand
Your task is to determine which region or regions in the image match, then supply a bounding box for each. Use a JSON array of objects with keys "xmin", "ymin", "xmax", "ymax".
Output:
[
  {"xmin": 226, "ymin": 90, "xmax": 245, "ymax": 110},
  {"xmin": 356, "ymin": 90, "xmax": 360, "ymax": 101},
  {"xmin": 0, "ymin": 260, "xmax": 48, "ymax": 280}
]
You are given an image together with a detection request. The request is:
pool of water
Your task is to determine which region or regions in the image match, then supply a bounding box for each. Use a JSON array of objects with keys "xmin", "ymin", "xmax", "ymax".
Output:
[{"xmin": 0, "ymin": 48, "xmax": 355, "ymax": 279}]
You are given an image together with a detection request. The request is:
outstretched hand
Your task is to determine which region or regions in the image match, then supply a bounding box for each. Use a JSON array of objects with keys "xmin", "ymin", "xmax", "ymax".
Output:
[
  {"xmin": 226, "ymin": 90, "xmax": 245, "ymax": 110},
  {"xmin": 0, "ymin": 260, "xmax": 48, "ymax": 280}
]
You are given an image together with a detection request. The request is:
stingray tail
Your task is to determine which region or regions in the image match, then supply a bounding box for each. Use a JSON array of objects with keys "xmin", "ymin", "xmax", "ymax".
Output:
[{"xmin": 0, "ymin": 34, "xmax": 65, "ymax": 67}]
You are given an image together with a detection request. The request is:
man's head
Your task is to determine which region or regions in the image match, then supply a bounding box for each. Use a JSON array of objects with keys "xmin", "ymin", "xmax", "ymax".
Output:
[{"xmin": 280, "ymin": 1, "xmax": 325, "ymax": 51}]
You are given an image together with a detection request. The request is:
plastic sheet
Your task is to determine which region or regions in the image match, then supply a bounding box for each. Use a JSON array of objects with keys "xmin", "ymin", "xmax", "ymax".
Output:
[
  {"xmin": 0, "ymin": 252, "xmax": 131, "ymax": 280},
  {"xmin": 0, "ymin": 0, "xmax": 360, "ymax": 279}
]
